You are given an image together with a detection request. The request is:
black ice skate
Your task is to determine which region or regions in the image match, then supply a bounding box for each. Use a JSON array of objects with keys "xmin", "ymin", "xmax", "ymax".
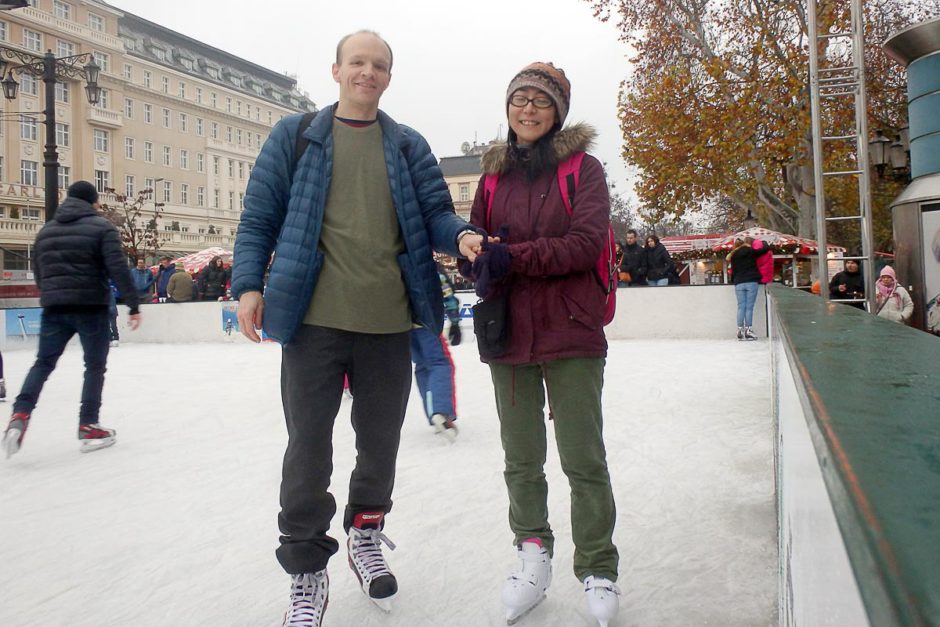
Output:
[{"xmin": 347, "ymin": 511, "xmax": 397, "ymax": 612}]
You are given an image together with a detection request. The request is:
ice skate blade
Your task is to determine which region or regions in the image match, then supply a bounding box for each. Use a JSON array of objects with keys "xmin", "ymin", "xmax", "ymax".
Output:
[
  {"xmin": 2, "ymin": 428, "xmax": 22, "ymax": 459},
  {"xmin": 431, "ymin": 415, "xmax": 458, "ymax": 444},
  {"xmin": 80, "ymin": 436, "xmax": 116, "ymax": 453},
  {"xmin": 369, "ymin": 595, "xmax": 393, "ymax": 613},
  {"xmin": 505, "ymin": 593, "xmax": 546, "ymax": 625}
]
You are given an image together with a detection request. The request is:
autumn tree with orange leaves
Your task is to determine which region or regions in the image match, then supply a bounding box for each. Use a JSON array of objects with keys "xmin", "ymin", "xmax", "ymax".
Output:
[{"xmin": 588, "ymin": 0, "xmax": 936, "ymax": 249}]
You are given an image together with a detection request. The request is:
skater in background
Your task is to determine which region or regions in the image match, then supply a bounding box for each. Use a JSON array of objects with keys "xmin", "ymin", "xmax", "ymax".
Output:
[
  {"xmin": 2, "ymin": 181, "xmax": 142, "ymax": 459},
  {"xmin": 410, "ymin": 265, "xmax": 461, "ymax": 442},
  {"xmin": 155, "ymin": 256, "xmax": 175, "ymax": 302},
  {"xmin": 231, "ymin": 30, "xmax": 482, "ymax": 627},
  {"xmin": 107, "ymin": 281, "xmax": 121, "ymax": 347},
  {"xmin": 644, "ymin": 234, "xmax": 674, "ymax": 286},
  {"xmin": 875, "ymin": 265, "xmax": 913, "ymax": 324},
  {"xmin": 130, "ymin": 258, "xmax": 155, "ymax": 303},
  {"xmin": 726, "ymin": 237, "xmax": 771, "ymax": 340},
  {"xmin": 464, "ymin": 62, "xmax": 620, "ymax": 627}
]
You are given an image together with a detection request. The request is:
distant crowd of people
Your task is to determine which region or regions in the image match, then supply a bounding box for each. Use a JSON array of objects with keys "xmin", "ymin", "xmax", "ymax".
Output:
[
  {"xmin": 614, "ymin": 229, "xmax": 679, "ymax": 287},
  {"xmin": 122, "ymin": 254, "xmax": 232, "ymax": 305}
]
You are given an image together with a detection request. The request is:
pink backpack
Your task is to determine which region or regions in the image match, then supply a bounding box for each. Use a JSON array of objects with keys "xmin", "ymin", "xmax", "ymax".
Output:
[{"xmin": 483, "ymin": 151, "xmax": 618, "ymax": 325}]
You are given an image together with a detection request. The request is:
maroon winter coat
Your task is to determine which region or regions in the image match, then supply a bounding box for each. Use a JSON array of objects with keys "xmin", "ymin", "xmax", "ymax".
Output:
[{"xmin": 469, "ymin": 124, "xmax": 609, "ymax": 365}]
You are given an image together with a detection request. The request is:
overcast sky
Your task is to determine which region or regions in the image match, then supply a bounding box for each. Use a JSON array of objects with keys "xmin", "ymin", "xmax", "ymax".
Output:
[{"xmin": 107, "ymin": 0, "xmax": 636, "ymax": 197}]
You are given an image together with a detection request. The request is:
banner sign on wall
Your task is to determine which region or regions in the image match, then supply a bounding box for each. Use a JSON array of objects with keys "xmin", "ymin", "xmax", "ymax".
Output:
[{"xmin": 4, "ymin": 308, "xmax": 41, "ymax": 338}]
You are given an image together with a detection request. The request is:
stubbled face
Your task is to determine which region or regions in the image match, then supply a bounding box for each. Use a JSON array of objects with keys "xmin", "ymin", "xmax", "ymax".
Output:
[
  {"xmin": 332, "ymin": 33, "xmax": 392, "ymax": 115},
  {"xmin": 508, "ymin": 87, "xmax": 556, "ymax": 144},
  {"xmin": 626, "ymin": 234, "xmax": 637, "ymax": 245}
]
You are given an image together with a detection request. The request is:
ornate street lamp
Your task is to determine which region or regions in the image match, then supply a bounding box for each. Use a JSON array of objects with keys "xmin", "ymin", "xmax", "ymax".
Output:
[
  {"xmin": 0, "ymin": 47, "xmax": 102, "ymax": 221},
  {"xmin": 868, "ymin": 129, "xmax": 891, "ymax": 176}
]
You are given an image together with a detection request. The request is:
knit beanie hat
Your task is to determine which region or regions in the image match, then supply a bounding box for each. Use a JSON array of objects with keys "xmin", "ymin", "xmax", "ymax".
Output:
[
  {"xmin": 67, "ymin": 180, "xmax": 99, "ymax": 205},
  {"xmin": 506, "ymin": 62, "xmax": 571, "ymax": 127},
  {"xmin": 879, "ymin": 265, "xmax": 897, "ymax": 281}
]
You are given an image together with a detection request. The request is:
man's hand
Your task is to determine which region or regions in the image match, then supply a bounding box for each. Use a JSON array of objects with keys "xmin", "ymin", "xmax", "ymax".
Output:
[
  {"xmin": 838, "ymin": 284, "xmax": 847, "ymax": 293},
  {"xmin": 459, "ymin": 232, "xmax": 484, "ymax": 262},
  {"xmin": 237, "ymin": 291, "xmax": 265, "ymax": 343},
  {"xmin": 127, "ymin": 313, "xmax": 142, "ymax": 331}
]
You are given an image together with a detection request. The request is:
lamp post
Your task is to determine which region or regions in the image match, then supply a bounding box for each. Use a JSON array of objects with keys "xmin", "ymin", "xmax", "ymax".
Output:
[{"xmin": 0, "ymin": 46, "xmax": 101, "ymax": 221}]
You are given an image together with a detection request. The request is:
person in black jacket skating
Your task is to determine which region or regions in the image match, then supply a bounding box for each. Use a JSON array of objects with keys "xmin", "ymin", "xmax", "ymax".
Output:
[{"xmin": 2, "ymin": 181, "xmax": 142, "ymax": 459}]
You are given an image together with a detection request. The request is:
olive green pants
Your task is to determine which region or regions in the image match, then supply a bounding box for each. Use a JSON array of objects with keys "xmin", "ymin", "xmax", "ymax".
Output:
[{"xmin": 490, "ymin": 358, "xmax": 619, "ymax": 581}]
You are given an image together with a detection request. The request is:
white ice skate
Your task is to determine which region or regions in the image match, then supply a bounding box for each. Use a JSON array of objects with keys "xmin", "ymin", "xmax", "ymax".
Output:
[
  {"xmin": 3, "ymin": 412, "xmax": 30, "ymax": 459},
  {"xmin": 347, "ymin": 512, "xmax": 397, "ymax": 612},
  {"xmin": 282, "ymin": 570, "xmax": 329, "ymax": 627},
  {"xmin": 431, "ymin": 413, "xmax": 458, "ymax": 443},
  {"xmin": 502, "ymin": 538, "xmax": 552, "ymax": 625},
  {"xmin": 583, "ymin": 575, "xmax": 621, "ymax": 627}
]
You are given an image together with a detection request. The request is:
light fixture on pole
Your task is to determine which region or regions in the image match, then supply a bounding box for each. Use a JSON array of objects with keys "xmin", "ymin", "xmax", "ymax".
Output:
[
  {"xmin": 0, "ymin": 46, "xmax": 102, "ymax": 221},
  {"xmin": 868, "ymin": 129, "xmax": 891, "ymax": 176}
]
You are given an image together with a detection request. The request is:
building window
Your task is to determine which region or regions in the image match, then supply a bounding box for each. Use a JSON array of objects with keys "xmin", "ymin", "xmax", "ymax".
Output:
[
  {"xmin": 195, "ymin": 118, "xmax": 203, "ymax": 136},
  {"xmin": 87, "ymin": 13, "xmax": 104, "ymax": 32},
  {"xmin": 122, "ymin": 64, "xmax": 132, "ymax": 80},
  {"xmin": 163, "ymin": 181, "xmax": 172, "ymax": 203},
  {"xmin": 162, "ymin": 108, "xmax": 170, "ymax": 128},
  {"xmin": 228, "ymin": 191, "xmax": 234, "ymax": 210},
  {"xmin": 0, "ymin": 22, "xmax": 7, "ymax": 43},
  {"xmin": 210, "ymin": 122, "xmax": 219, "ymax": 139},
  {"xmin": 125, "ymin": 175, "xmax": 135, "ymax": 198},
  {"xmin": 179, "ymin": 113, "xmax": 187, "ymax": 132},
  {"xmin": 178, "ymin": 82, "xmax": 186, "ymax": 98},
  {"xmin": 144, "ymin": 178, "xmax": 154, "ymax": 193},
  {"xmin": 228, "ymin": 159, "xmax": 234, "ymax": 178},
  {"xmin": 238, "ymin": 161, "xmax": 244, "ymax": 179},
  {"xmin": 226, "ymin": 126, "xmax": 233, "ymax": 142},
  {"xmin": 94, "ymin": 88, "xmax": 109, "ymax": 109},
  {"xmin": 124, "ymin": 137, "xmax": 135, "ymax": 159},
  {"xmin": 162, "ymin": 145, "xmax": 171, "ymax": 167},
  {"xmin": 226, "ymin": 97, "xmax": 232, "ymax": 113},
  {"xmin": 213, "ymin": 188, "xmax": 220, "ymax": 208},
  {"xmin": 459, "ymin": 184, "xmax": 469, "ymax": 202},
  {"xmin": 180, "ymin": 183, "xmax": 189, "ymax": 205},
  {"xmin": 236, "ymin": 100, "xmax": 242, "ymax": 115},
  {"xmin": 58, "ymin": 166, "xmax": 70, "ymax": 190},
  {"xmin": 213, "ymin": 156, "xmax": 220, "ymax": 175},
  {"xmin": 236, "ymin": 128, "xmax": 242, "ymax": 145},
  {"xmin": 19, "ymin": 117, "xmax": 37, "ymax": 141},
  {"xmin": 94, "ymin": 170, "xmax": 109, "ymax": 192},
  {"xmin": 92, "ymin": 52, "xmax": 110, "ymax": 74},
  {"xmin": 23, "ymin": 29, "xmax": 41, "ymax": 52},
  {"xmin": 19, "ymin": 74, "xmax": 37, "ymax": 96},
  {"xmin": 53, "ymin": 1, "xmax": 72, "ymax": 20},
  {"xmin": 124, "ymin": 97, "xmax": 133, "ymax": 118},
  {"xmin": 56, "ymin": 39, "xmax": 75, "ymax": 58},
  {"xmin": 247, "ymin": 133, "xmax": 253, "ymax": 149},
  {"xmin": 143, "ymin": 70, "xmax": 152, "ymax": 88},
  {"xmin": 197, "ymin": 186, "xmax": 204, "ymax": 207},
  {"xmin": 196, "ymin": 153, "xmax": 204, "ymax": 173},
  {"xmin": 211, "ymin": 93, "xmax": 217, "ymax": 107},
  {"xmin": 144, "ymin": 141, "xmax": 153, "ymax": 162},
  {"xmin": 195, "ymin": 87, "xmax": 202, "ymax": 104},
  {"xmin": 161, "ymin": 76, "xmax": 169, "ymax": 93},
  {"xmin": 55, "ymin": 122, "xmax": 69, "ymax": 147},
  {"xmin": 238, "ymin": 192, "xmax": 244, "ymax": 210},
  {"xmin": 93, "ymin": 129, "xmax": 109, "ymax": 152},
  {"xmin": 55, "ymin": 82, "xmax": 69, "ymax": 103},
  {"xmin": 180, "ymin": 149, "xmax": 188, "ymax": 169},
  {"xmin": 144, "ymin": 103, "xmax": 152, "ymax": 124},
  {"xmin": 20, "ymin": 160, "xmax": 38, "ymax": 186},
  {"xmin": 256, "ymin": 133, "xmax": 262, "ymax": 147}
]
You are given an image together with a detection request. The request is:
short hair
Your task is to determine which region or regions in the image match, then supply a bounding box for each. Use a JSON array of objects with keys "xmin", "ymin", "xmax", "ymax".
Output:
[
  {"xmin": 336, "ymin": 30, "xmax": 394, "ymax": 71},
  {"xmin": 626, "ymin": 229, "xmax": 638, "ymax": 237}
]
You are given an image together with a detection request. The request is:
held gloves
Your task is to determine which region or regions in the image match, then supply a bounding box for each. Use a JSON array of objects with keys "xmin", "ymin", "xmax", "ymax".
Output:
[{"xmin": 472, "ymin": 242, "xmax": 512, "ymax": 300}]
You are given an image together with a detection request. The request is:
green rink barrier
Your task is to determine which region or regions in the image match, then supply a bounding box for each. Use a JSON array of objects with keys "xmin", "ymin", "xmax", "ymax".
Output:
[{"xmin": 769, "ymin": 285, "xmax": 940, "ymax": 626}]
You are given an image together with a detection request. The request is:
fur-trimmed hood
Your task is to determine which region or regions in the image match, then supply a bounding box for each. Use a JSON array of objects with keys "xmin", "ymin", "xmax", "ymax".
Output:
[{"xmin": 480, "ymin": 123, "xmax": 597, "ymax": 175}]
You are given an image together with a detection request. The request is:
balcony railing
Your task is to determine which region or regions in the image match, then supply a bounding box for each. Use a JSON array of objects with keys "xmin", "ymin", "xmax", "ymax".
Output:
[{"xmin": 86, "ymin": 107, "xmax": 122, "ymax": 128}]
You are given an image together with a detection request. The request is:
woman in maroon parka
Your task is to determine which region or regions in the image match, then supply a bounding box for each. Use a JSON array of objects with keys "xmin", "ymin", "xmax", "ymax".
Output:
[{"xmin": 465, "ymin": 62, "xmax": 620, "ymax": 626}]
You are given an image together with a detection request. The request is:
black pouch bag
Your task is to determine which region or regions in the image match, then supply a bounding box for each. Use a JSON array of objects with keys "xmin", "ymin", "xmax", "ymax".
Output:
[{"xmin": 472, "ymin": 295, "xmax": 510, "ymax": 358}]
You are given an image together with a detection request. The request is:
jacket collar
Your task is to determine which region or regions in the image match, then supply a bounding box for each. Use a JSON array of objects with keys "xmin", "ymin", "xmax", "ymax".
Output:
[
  {"xmin": 303, "ymin": 103, "xmax": 401, "ymax": 147},
  {"xmin": 480, "ymin": 123, "xmax": 598, "ymax": 175}
]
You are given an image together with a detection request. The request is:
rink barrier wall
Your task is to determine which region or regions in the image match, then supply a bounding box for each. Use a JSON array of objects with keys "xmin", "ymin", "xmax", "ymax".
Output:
[
  {"xmin": 768, "ymin": 285, "xmax": 940, "ymax": 626},
  {"xmin": 0, "ymin": 284, "xmax": 767, "ymax": 350}
]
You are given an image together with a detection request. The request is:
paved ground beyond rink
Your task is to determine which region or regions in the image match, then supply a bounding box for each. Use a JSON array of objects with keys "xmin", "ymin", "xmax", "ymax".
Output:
[{"xmin": 0, "ymin": 338, "xmax": 775, "ymax": 627}]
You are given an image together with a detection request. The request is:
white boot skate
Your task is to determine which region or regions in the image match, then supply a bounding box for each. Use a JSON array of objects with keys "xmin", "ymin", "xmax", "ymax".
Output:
[
  {"xmin": 3, "ymin": 412, "xmax": 30, "ymax": 459},
  {"xmin": 502, "ymin": 538, "xmax": 551, "ymax": 625},
  {"xmin": 583, "ymin": 575, "xmax": 621, "ymax": 627},
  {"xmin": 431, "ymin": 413, "xmax": 458, "ymax": 443},
  {"xmin": 347, "ymin": 512, "xmax": 397, "ymax": 612},
  {"xmin": 282, "ymin": 570, "xmax": 329, "ymax": 627}
]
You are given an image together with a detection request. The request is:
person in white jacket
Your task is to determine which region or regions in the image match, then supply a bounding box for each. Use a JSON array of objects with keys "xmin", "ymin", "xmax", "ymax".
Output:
[{"xmin": 875, "ymin": 265, "xmax": 913, "ymax": 324}]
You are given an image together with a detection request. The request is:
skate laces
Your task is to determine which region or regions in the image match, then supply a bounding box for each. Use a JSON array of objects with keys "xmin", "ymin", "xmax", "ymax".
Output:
[
  {"xmin": 284, "ymin": 572, "xmax": 327, "ymax": 626},
  {"xmin": 350, "ymin": 527, "xmax": 396, "ymax": 577}
]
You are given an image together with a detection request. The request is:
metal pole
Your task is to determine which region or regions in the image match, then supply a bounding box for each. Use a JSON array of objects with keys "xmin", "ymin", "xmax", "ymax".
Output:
[
  {"xmin": 851, "ymin": 0, "xmax": 876, "ymax": 312},
  {"xmin": 808, "ymin": 0, "xmax": 829, "ymax": 303},
  {"xmin": 41, "ymin": 51, "xmax": 59, "ymax": 222}
]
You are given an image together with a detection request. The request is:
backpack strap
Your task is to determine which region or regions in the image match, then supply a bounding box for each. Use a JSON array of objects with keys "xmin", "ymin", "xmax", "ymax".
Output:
[
  {"xmin": 557, "ymin": 151, "xmax": 585, "ymax": 215},
  {"xmin": 290, "ymin": 111, "xmax": 318, "ymax": 181}
]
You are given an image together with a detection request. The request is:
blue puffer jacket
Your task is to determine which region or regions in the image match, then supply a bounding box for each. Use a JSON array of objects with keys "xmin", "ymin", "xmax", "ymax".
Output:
[{"xmin": 232, "ymin": 105, "xmax": 468, "ymax": 345}]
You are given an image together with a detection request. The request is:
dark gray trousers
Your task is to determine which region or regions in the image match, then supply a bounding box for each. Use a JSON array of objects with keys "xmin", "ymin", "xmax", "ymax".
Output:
[{"xmin": 276, "ymin": 324, "xmax": 412, "ymax": 574}]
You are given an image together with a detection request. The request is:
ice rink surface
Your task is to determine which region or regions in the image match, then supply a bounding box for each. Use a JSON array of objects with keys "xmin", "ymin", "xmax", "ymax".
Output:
[{"xmin": 0, "ymin": 337, "xmax": 776, "ymax": 626}]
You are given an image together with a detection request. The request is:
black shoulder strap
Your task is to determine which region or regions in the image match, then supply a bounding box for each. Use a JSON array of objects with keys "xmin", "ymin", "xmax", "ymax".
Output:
[{"xmin": 291, "ymin": 111, "xmax": 317, "ymax": 181}]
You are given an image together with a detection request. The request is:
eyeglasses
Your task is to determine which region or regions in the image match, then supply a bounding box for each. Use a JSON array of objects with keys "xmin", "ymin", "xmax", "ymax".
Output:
[{"xmin": 509, "ymin": 94, "xmax": 554, "ymax": 109}]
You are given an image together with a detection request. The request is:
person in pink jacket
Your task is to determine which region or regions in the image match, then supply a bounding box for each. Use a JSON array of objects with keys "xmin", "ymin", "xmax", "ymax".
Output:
[{"xmin": 754, "ymin": 239, "xmax": 774, "ymax": 284}]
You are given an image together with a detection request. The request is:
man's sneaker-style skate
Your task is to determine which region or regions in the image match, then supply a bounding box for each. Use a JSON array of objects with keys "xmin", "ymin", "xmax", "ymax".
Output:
[
  {"xmin": 583, "ymin": 575, "xmax": 621, "ymax": 627},
  {"xmin": 431, "ymin": 413, "xmax": 458, "ymax": 443},
  {"xmin": 347, "ymin": 511, "xmax": 397, "ymax": 612},
  {"xmin": 78, "ymin": 423, "xmax": 116, "ymax": 453},
  {"xmin": 502, "ymin": 537, "xmax": 552, "ymax": 625},
  {"xmin": 282, "ymin": 570, "xmax": 329, "ymax": 627},
  {"xmin": 3, "ymin": 412, "xmax": 30, "ymax": 459}
]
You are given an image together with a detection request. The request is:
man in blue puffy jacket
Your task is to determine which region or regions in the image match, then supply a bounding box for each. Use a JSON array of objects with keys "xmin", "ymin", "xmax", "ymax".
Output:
[{"xmin": 230, "ymin": 30, "xmax": 483, "ymax": 624}]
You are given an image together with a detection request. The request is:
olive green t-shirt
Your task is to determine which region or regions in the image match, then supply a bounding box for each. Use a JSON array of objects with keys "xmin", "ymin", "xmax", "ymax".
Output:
[{"xmin": 303, "ymin": 120, "xmax": 411, "ymax": 333}]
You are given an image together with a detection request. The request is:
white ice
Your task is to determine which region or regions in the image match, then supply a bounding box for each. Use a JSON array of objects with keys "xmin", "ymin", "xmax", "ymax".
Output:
[{"xmin": 0, "ymin": 338, "xmax": 776, "ymax": 626}]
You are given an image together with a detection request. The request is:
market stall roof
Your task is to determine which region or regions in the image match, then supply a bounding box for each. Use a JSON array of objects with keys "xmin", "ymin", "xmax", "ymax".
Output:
[{"xmin": 711, "ymin": 227, "xmax": 845, "ymax": 254}]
